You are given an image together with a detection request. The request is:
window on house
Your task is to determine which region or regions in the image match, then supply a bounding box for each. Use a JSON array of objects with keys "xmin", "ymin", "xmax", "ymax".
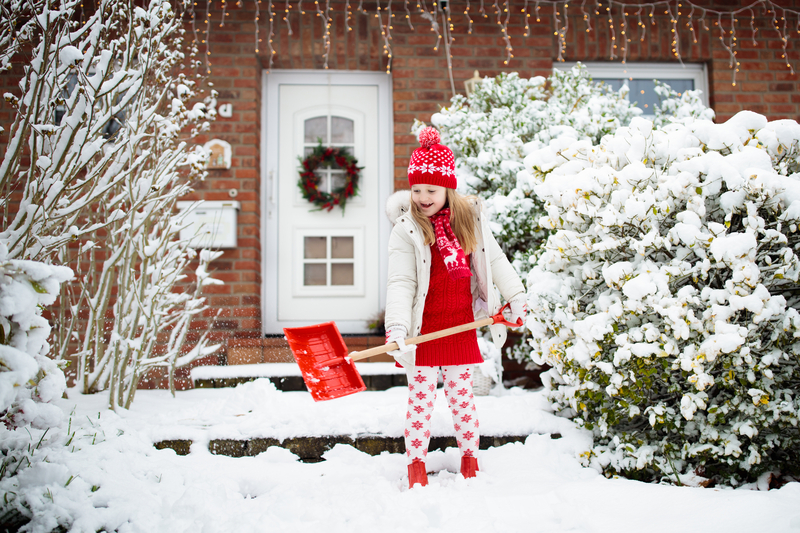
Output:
[
  {"xmin": 303, "ymin": 116, "xmax": 355, "ymax": 193},
  {"xmin": 560, "ymin": 62, "xmax": 709, "ymax": 117},
  {"xmin": 295, "ymin": 229, "xmax": 364, "ymax": 297},
  {"xmin": 54, "ymin": 71, "xmax": 127, "ymax": 140}
]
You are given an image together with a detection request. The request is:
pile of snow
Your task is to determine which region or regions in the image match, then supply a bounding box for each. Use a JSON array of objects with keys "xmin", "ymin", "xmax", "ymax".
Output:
[
  {"xmin": 523, "ymin": 111, "xmax": 800, "ymax": 485},
  {"xmin": 1, "ymin": 384, "xmax": 799, "ymax": 532}
]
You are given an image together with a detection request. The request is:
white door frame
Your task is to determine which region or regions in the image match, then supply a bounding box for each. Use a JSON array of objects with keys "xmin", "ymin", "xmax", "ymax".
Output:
[{"xmin": 261, "ymin": 70, "xmax": 393, "ymax": 335}]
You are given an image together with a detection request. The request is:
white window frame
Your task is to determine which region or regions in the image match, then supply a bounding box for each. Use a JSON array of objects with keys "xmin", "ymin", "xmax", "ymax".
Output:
[
  {"xmin": 559, "ymin": 62, "xmax": 709, "ymax": 117},
  {"xmin": 293, "ymin": 227, "xmax": 365, "ymax": 298}
]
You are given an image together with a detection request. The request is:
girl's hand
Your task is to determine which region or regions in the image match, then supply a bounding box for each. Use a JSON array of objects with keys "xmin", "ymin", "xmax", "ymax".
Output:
[
  {"xmin": 385, "ymin": 326, "xmax": 416, "ymax": 368},
  {"xmin": 509, "ymin": 297, "xmax": 527, "ymax": 327}
]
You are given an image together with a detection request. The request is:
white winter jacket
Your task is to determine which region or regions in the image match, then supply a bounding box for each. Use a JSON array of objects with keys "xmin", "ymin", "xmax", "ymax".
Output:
[{"xmin": 384, "ymin": 191, "xmax": 525, "ymax": 352}]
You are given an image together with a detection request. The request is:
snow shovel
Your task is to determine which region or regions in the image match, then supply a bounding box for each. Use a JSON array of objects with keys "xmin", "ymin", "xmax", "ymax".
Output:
[{"xmin": 283, "ymin": 303, "xmax": 522, "ymax": 402}]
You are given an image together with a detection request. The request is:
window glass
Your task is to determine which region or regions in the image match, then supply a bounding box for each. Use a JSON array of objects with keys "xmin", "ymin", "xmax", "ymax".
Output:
[
  {"xmin": 304, "ymin": 117, "xmax": 328, "ymax": 144},
  {"xmin": 331, "ymin": 117, "xmax": 354, "ymax": 143},
  {"xmin": 304, "ymin": 236, "xmax": 327, "ymax": 259},
  {"xmin": 331, "ymin": 263, "xmax": 354, "ymax": 286},
  {"xmin": 304, "ymin": 264, "xmax": 327, "ymax": 286},
  {"xmin": 597, "ymin": 78, "xmax": 695, "ymax": 113},
  {"xmin": 331, "ymin": 236, "xmax": 354, "ymax": 259}
]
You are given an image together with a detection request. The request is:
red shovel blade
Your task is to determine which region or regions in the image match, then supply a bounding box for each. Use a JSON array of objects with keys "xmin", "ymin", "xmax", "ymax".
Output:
[{"xmin": 283, "ymin": 322, "xmax": 366, "ymax": 402}]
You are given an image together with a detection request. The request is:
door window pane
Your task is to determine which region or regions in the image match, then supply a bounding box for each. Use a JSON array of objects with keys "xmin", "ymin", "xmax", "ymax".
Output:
[
  {"xmin": 331, "ymin": 117, "xmax": 354, "ymax": 143},
  {"xmin": 331, "ymin": 236, "xmax": 354, "ymax": 259},
  {"xmin": 329, "ymin": 171, "xmax": 347, "ymax": 191},
  {"xmin": 304, "ymin": 117, "xmax": 328, "ymax": 144},
  {"xmin": 331, "ymin": 263, "xmax": 354, "ymax": 286},
  {"xmin": 304, "ymin": 264, "xmax": 327, "ymax": 286},
  {"xmin": 304, "ymin": 237, "xmax": 327, "ymax": 259}
]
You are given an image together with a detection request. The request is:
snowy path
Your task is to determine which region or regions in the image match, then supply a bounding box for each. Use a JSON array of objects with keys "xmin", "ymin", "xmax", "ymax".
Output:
[
  {"xmin": 67, "ymin": 379, "xmax": 574, "ymax": 446},
  {"xmin": 51, "ymin": 380, "xmax": 800, "ymax": 533}
]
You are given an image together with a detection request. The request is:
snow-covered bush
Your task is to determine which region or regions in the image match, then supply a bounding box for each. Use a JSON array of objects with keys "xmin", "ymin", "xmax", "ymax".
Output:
[
  {"xmin": 652, "ymin": 81, "xmax": 716, "ymax": 128},
  {"xmin": 0, "ymin": 251, "xmax": 75, "ymax": 527},
  {"xmin": 430, "ymin": 66, "xmax": 642, "ymax": 272},
  {"xmin": 0, "ymin": 0, "xmax": 221, "ymax": 409},
  {"xmin": 0, "ymin": 251, "xmax": 73, "ymax": 430},
  {"xmin": 524, "ymin": 111, "xmax": 800, "ymax": 485}
]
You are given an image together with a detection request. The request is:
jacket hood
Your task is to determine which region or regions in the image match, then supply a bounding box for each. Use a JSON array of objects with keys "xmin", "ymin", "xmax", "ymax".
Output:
[{"xmin": 386, "ymin": 190, "xmax": 411, "ymax": 223}]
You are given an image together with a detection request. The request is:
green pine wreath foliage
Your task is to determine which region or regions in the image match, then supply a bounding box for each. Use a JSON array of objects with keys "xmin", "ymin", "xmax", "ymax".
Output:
[{"xmin": 298, "ymin": 143, "xmax": 361, "ymax": 212}]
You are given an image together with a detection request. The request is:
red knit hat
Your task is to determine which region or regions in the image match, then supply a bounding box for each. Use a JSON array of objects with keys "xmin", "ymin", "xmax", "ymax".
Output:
[{"xmin": 408, "ymin": 127, "xmax": 456, "ymax": 189}]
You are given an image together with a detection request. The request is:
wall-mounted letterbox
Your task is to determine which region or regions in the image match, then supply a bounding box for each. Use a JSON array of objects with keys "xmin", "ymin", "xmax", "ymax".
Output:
[{"xmin": 176, "ymin": 200, "xmax": 240, "ymax": 249}]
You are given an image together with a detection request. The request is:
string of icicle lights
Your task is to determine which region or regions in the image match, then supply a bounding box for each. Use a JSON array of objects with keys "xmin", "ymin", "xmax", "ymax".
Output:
[{"xmin": 191, "ymin": 0, "xmax": 800, "ymax": 86}]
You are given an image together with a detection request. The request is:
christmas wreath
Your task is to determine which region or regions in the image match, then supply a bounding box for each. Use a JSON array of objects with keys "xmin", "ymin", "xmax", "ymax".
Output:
[{"xmin": 298, "ymin": 143, "xmax": 362, "ymax": 212}]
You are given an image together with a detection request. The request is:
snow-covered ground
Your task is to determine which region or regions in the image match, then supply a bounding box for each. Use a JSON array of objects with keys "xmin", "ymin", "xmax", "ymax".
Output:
[{"xmin": 40, "ymin": 375, "xmax": 800, "ymax": 533}]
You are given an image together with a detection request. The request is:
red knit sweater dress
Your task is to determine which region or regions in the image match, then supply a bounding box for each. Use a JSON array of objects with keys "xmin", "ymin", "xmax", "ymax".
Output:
[{"xmin": 414, "ymin": 241, "xmax": 483, "ymax": 367}]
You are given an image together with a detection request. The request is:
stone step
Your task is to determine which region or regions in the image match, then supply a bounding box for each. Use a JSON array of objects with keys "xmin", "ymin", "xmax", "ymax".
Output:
[
  {"xmin": 155, "ymin": 433, "xmax": 561, "ymax": 462},
  {"xmin": 226, "ymin": 335, "xmax": 391, "ymax": 365},
  {"xmin": 190, "ymin": 362, "xmax": 407, "ymax": 392}
]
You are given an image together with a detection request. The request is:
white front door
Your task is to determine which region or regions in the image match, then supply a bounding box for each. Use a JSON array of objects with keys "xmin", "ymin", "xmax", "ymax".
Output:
[{"xmin": 262, "ymin": 71, "xmax": 393, "ymax": 334}]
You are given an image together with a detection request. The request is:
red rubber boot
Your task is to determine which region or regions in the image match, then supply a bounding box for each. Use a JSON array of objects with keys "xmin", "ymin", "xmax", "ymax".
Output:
[
  {"xmin": 408, "ymin": 459, "xmax": 429, "ymax": 488},
  {"xmin": 460, "ymin": 456, "xmax": 479, "ymax": 479}
]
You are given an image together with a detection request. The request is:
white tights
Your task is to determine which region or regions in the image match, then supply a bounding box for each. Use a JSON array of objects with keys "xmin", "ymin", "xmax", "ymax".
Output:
[{"xmin": 404, "ymin": 365, "xmax": 479, "ymax": 462}]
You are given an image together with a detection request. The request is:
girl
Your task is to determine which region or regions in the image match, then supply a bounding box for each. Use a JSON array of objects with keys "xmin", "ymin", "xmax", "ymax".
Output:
[{"xmin": 384, "ymin": 127, "xmax": 526, "ymax": 489}]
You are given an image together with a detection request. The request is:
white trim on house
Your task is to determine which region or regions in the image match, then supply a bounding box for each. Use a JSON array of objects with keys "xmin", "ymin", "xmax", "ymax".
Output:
[
  {"xmin": 559, "ymin": 61, "xmax": 710, "ymax": 114},
  {"xmin": 260, "ymin": 70, "xmax": 393, "ymax": 335}
]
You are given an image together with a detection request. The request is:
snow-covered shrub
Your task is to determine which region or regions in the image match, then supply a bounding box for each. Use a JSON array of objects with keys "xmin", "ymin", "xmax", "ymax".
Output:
[
  {"xmin": 430, "ymin": 66, "xmax": 642, "ymax": 272},
  {"xmin": 652, "ymin": 81, "xmax": 716, "ymax": 128},
  {"xmin": 0, "ymin": 251, "xmax": 73, "ymax": 430},
  {"xmin": 0, "ymin": 250, "xmax": 75, "ymax": 527},
  {"xmin": 524, "ymin": 111, "xmax": 800, "ymax": 485},
  {"xmin": 0, "ymin": 0, "xmax": 221, "ymax": 409}
]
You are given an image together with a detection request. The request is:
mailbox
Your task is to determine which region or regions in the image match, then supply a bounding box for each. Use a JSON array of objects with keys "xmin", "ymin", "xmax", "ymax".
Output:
[{"xmin": 176, "ymin": 200, "xmax": 240, "ymax": 249}]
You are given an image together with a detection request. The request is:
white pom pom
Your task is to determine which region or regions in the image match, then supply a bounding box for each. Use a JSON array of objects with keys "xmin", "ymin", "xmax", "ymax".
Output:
[{"xmin": 418, "ymin": 127, "xmax": 440, "ymax": 149}]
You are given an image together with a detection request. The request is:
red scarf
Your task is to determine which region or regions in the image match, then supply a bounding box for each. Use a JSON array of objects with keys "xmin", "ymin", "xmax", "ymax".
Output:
[{"xmin": 430, "ymin": 208, "xmax": 471, "ymax": 279}]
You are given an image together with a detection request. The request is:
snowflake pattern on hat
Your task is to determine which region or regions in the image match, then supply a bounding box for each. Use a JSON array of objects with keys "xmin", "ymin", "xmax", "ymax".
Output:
[
  {"xmin": 408, "ymin": 127, "xmax": 457, "ymax": 189},
  {"xmin": 403, "ymin": 365, "xmax": 479, "ymax": 462}
]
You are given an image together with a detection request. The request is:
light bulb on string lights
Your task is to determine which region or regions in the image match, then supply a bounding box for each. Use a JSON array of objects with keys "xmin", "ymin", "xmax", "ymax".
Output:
[
  {"xmin": 284, "ymin": 0, "xmax": 293, "ymax": 34},
  {"xmin": 404, "ymin": 0, "xmax": 415, "ymax": 29},
  {"xmin": 254, "ymin": 0, "xmax": 260, "ymax": 54},
  {"xmin": 501, "ymin": 0, "xmax": 512, "ymax": 65},
  {"xmin": 189, "ymin": 0, "xmax": 798, "ymax": 91},
  {"xmin": 522, "ymin": 0, "xmax": 530, "ymax": 36}
]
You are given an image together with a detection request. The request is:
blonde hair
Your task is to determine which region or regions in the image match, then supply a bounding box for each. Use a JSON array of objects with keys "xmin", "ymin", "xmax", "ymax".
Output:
[{"xmin": 409, "ymin": 189, "xmax": 478, "ymax": 254}]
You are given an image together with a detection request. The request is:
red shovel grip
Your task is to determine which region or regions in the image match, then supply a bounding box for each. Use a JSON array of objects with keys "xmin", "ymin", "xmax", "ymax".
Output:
[{"xmin": 491, "ymin": 302, "xmax": 523, "ymax": 328}]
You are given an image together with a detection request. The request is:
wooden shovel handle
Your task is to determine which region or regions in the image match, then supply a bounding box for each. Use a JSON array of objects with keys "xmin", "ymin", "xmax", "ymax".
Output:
[
  {"xmin": 348, "ymin": 303, "xmax": 522, "ymax": 362},
  {"xmin": 348, "ymin": 316, "xmax": 496, "ymax": 362}
]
